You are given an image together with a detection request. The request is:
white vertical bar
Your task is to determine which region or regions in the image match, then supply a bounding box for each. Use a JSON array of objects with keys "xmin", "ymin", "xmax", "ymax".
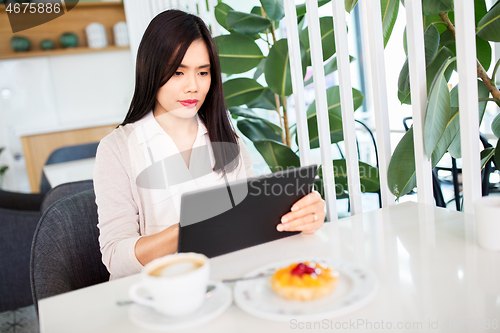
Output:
[
  {"xmin": 123, "ymin": 0, "xmax": 154, "ymax": 67},
  {"xmin": 405, "ymin": 0, "xmax": 434, "ymax": 205},
  {"xmin": 305, "ymin": 0, "xmax": 338, "ymax": 220},
  {"xmin": 208, "ymin": 0, "xmax": 219, "ymax": 36},
  {"xmin": 359, "ymin": 0, "xmax": 395, "ymax": 207},
  {"xmin": 188, "ymin": 0, "xmax": 196, "ymax": 13},
  {"xmin": 284, "ymin": 0, "xmax": 311, "ymax": 167},
  {"xmin": 455, "ymin": 0, "xmax": 481, "ymax": 213},
  {"xmin": 331, "ymin": 0, "xmax": 362, "ymax": 214}
]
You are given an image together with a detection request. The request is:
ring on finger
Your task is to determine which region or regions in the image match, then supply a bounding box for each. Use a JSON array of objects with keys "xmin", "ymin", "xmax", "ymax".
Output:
[{"xmin": 313, "ymin": 212, "xmax": 318, "ymax": 221}]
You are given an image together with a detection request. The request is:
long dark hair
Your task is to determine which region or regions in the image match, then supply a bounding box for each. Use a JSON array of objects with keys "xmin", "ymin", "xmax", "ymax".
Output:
[{"xmin": 121, "ymin": 10, "xmax": 239, "ymax": 174}]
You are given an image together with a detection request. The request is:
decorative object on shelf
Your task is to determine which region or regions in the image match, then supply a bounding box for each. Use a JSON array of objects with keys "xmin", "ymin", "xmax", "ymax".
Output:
[
  {"xmin": 113, "ymin": 21, "xmax": 129, "ymax": 47},
  {"xmin": 10, "ymin": 36, "xmax": 30, "ymax": 52},
  {"xmin": 0, "ymin": 147, "xmax": 8, "ymax": 189},
  {"xmin": 86, "ymin": 23, "xmax": 108, "ymax": 49},
  {"xmin": 59, "ymin": 32, "xmax": 79, "ymax": 48},
  {"xmin": 40, "ymin": 39, "xmax": 55, "ymax": 50}
]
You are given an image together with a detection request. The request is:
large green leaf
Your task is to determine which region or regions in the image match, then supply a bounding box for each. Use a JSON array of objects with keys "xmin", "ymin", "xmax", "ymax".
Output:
[
  {"xmin": 475, "ymin": 0, "xmax": 488, "ymax": 27},
  {"xmin": 226, "ymin": 11, "xmax": 271, "ymax": 35},
  {"xmin": 491, "ymin": 113, "xmax": 500, "ymax": 138},
  {"xmin": 299, "ymin": 16, "xmax": 336, "ymax": 64},
  {"xmin": 387, "ymin": 128, "xmax": 416, "ymax": 198},
  {"xmin": 223, "ymin": 78, "xmax": 265, "ymax": 107},
  {"xmin": 265, "ymin": 39, "xmax": 306, "ymax": 97},
  {"xmin": 425, "ymin": 46, "xmax": 454, "ymax": 92},
  {"xmin": 253, "ymin": 58, "xmax": 266, "ymax": 80},
  {"xmin": 303, "ymin": 86, "xmax": 364, "ymax": 148},
  {"xmin": 318, "ymin": 160, "xmax": 380, "ymax": 195},
  {"xmin": 438, "ymin": 31, "xmax": 492, "ymax": 71},
  {"xmin": 381, "ymin": 0, "xmax": 399, "ymax": 47},
  {"xmin": 345, "ymin": 0, "xmax": 358, "ymax": 13},
  {"xmin": 296, "ymin": 0, "xmax": 331, "ymax": 17},
  {"xmin": 477, "ymin": 1, "xmax": 500, "ymax": 42},
  {"xmin": 246, "ymin": 89, "xmax": 277, "ymax": 110},
  {"xmin": 304, "ymin": 55, "xmax": 355, "ymax": 87},
  {"xmin": 422, "ymin": 0, "xmax": 453, "ymax": 16},
  {"xmin": 237, "ymin": 119, "xmax": 282, "ymax": 143},
  {"xmin": 480, "ymin": 147, "xmax": 495, "ymax": 170},
  {"xmin": 447, "ymin": 80, "xmax": 490, "ymax": 158},
  {"xmin": 229, "ymin": 107, "xmax": 282, "ymax": 134},
  {"xmin": 495, "ymin": 139, "xmax": 500, "ymax": 170},
  {"xmin": 253, "ymin": 140, "xmax": 300, "ymax": 171},
  {"xmin": 398, "ymin": 25, "xmax": 440, "ymax": 104},
  {"xmin": 260, "ymin": 0, "xmax": 285, "ymax": 21},
  {"xmin": 215, "ymin": 34, "xmax": 264, "ymax": 75},
  {"xmin": 215, "ymin": 3, "xmax": 235, "ymax": 32},
  {"xmin": 424, "ymin": 58, "xmax": 453, "ymax": 157}
]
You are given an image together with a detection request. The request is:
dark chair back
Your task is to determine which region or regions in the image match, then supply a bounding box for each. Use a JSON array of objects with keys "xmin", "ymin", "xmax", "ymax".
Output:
[
  {"xmin": 0, "ymin": 189, "xmax": 44, "ymax": 211},
  {"xmin": 40, "ymin": 142, "xmax": 99, "ymax": 194},
  {"xmin": 41, "ymin": 180, "xmax": 94, "ymax": 213},
  {"xmin": 30, "ymin": 189, "xmax": 109, "ymax": 311}
]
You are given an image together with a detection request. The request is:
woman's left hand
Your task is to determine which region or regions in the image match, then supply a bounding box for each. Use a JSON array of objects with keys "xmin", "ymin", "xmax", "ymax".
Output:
[{"xmin": 277, "ymin": 190, "xmax": 326, "ymax": 234}]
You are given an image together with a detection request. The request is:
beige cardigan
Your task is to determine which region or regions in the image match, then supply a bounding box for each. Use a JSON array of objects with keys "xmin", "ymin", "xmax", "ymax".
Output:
[{"xmin": 93, "ymin": 115, "xmax": 254, "ymax": 279}]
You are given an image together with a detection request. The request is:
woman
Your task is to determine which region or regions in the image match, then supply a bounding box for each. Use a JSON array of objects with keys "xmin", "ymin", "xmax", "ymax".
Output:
[{"xmin": 94, "ymin": 9, "xmax": 326, "ymax": 279}]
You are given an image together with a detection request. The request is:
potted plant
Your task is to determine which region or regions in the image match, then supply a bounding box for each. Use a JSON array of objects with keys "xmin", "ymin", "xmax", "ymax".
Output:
[
  {"xmin": 214, "ymin": 0, "xmax": 381, "ymax": 199},
  {"xmin": 386, "ymin": 0, "xmax": 500, "ymax": 201}
]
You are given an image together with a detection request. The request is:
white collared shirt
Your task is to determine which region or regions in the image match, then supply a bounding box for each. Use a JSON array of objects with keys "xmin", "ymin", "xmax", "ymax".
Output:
[{"xmin": 131, "ymin": 111, "xmax": 253, "ymax": 234}]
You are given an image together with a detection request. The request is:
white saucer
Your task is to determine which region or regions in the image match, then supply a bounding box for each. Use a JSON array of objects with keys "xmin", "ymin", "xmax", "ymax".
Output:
[
  {"xmin": 234, "ymin": 257, "xmax": 379, "ymax": 322},
  {"xmin": 128, "ymin": 281, "xmax": 232, "ymax": 331}
]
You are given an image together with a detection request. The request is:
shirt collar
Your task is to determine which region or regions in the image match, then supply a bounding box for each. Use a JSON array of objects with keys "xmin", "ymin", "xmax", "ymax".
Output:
[{"xmin": 135, "ymin": 111, "xmax": 208, "ymax": 144}]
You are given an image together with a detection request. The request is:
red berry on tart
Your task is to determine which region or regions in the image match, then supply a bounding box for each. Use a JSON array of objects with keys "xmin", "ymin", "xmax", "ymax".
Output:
[{"xmin": 270, "ymin": 261, "xmax": 340, "ymax": 301}]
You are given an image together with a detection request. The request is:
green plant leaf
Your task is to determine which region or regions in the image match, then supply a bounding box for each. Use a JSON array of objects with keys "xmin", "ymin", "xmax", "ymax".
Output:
[
  {"xmin": 226, "ymin": 11, "xmax": 271, "ymax": 35},
  {"xmin": 237, "ymin": 119, "xmax": 282, "ymax": 143},
  {"xmin": 229, "ymin": 107, "xmax": 282, "ymax": 134},
  {"xmin": 303, "ymin": 86, "xmax": 364, "ymax": 148},
  {"xmin": 480, "ymin": 147, "xmax": 495, "ymax": 170},
  {"xmin": 425, "ymin": 46, "xmax": 454, "ymax": 92},
  {"xmin": 345, "ymin": 0, "xmax": 358, "ymax": 13},
  {"xmin": 253, "ymin": 140, "xmax": 300, "ymax": 171},
  {"xmin": 318, "ymin": 159, "xmax": 380, "ymax": 195},
  {"xmin": 299, "ymin": 16, "xmax": 336, "ymax": 65},
  {"xmin": 422, "ymin": 0, "xmax": 453, "ymax": 16},
  {"xmin": 398, "ymin": 25, "xmax": 440, "ymax": 104},
  {"xmin": 475, "ymin": 0, "xmax": 488, "ymax": 27},
  {"xmin": 495, "ymin": 139, "xmax": 500, "ymax": 169},
  {"xmin": 447, "ymin": 80, "xmax": 490, "ymax": 158},
  {"xmin": 265, "ymin": 39, "xmax": 306, "ymax": 97},
  {"xmin": 381, "ymin": 0, "xmax": 399, "ymax": 47},
  {"xmin": 215, "ymin": 3, "xmax": 235, "ymax": 32},
  {"xmin": 387, "ymin": 127, "xmax": 416, "ymax": 198},
  {"xmin": 215, "ymin": 34, "xmax": 264, "ymax": 75},
  {"xmin": 476, "ymin": 36, "xmax": 492, "ymax": 71},
  {"xmin": 223, "ymin": 78, "xmax": 265, "ymax": 107},
  {"xmin": 246, "ymin": 89, "xmax": 277, "ymax": 110},
  {"xmin": 304, "ymin": 55, "xmax": 355, "ymax": 86},
  {"xmin": 491, "ymin": 113, "xmax": 500, "ymax": 138},
  {"xmin": 296, "ymin": 0, "xmax": 331, "ymax": 17},
  {"xmin": 260, "ymin": 0, "xmax": 285, "ymax": 21},
  {"xmin": 477, "ymin": 1, "xmax": 500, "ymax": 42},
  {"xmin": 424, "ymin": 58, "xmax": 453, "ymax": 157},
  {"xmin": 253, "ymin": 58, "xmax": 266, "ymax": 80},
  {"xmin": 403, "ymin": 27, "xmax": 407, "ymax": 55}
]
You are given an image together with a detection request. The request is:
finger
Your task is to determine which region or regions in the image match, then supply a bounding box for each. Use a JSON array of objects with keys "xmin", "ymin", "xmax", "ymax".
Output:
[
  {"xmin": 277, "ymin": 210, "xmax": 325, "ymax": 232},
  {"xmin": 281, "ymin": 200, "xmax": 324, "ymax": 223},
  {"xmin": 289, "ymin": 191, "xmax": 322, "ymax": 212}
]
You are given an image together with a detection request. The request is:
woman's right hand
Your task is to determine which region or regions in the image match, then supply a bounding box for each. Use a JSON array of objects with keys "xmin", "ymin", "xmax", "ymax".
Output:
[{"xmin": 135, "ymin": 223, "xmax": 180, "ymax": 266}]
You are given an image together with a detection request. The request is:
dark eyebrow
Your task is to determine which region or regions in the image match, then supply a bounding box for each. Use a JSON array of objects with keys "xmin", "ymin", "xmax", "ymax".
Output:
[{"xmin": 178, "ymin": 64, "xmax": 211, "ymax": 69}]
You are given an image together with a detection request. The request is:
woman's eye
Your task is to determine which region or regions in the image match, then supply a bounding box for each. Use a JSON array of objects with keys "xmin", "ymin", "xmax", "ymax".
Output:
[
  {"xmin": 175, "ymin": 71, "xmax": 183, "ymax": 76},
  {"xmin": 200, "ymin": 72, "xmax": 209, "ymax": 76}
]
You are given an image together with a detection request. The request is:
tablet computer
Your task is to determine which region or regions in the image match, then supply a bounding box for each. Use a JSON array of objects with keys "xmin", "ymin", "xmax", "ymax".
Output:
[{"xmin": 177, "ymin": 164, "xmax": 318, "ymax": 258}]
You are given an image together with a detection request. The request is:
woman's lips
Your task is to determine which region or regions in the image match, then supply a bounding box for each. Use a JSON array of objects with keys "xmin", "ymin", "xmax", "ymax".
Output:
[{"xmin": 179, "ymin": 99, "xmax": 198, "ymax": 108}]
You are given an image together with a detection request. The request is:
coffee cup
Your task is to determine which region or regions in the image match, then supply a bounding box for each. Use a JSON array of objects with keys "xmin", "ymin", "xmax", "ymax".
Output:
[
  {"xmin": 474, "ymin": 196, "xmax": 500, "ymax": 251},
  {"xmin": 129, "ymin": 252, "xmax": 209, "ymax": 316}
]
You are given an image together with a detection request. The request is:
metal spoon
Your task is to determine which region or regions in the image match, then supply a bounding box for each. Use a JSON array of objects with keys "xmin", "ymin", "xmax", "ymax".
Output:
[{"xmin": 116, "ymin": 285, "xmax": 216, "ymax": 306}]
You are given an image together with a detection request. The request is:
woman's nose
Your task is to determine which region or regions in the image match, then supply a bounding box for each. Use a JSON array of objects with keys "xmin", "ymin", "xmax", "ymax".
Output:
[{"xmin": 184, "ymin": 73, "xmax": 198, "ymax": 93}]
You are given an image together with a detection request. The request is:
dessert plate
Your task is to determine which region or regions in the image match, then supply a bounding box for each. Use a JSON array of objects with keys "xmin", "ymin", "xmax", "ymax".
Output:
[
  {"xmin": 233, "ymin": 258, "xmax": 378, "ymax": 322},
  {"xmin": 129, "ymin": 281, "xmax": 231, "ymax": 331}
]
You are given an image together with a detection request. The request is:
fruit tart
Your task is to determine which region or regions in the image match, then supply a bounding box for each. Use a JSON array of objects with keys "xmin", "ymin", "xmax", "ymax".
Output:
[{"xmin": 270, "ymin": 261, "xmax": 340, "ymax": 301}]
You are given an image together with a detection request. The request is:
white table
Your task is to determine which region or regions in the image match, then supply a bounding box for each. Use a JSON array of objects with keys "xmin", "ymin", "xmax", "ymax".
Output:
[
  {"xmin": 42, "ymin": 158, "xmax": 95, "ymax": 188},
  {"xmin": 38, "ymin": 202, "xmax": 500, "ymax": 333}
]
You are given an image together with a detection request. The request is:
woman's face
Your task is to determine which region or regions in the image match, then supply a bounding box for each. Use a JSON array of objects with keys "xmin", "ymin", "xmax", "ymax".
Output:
[{"xmin": 154, "ymin": 39, "xmax": 211, "ymax": 119}]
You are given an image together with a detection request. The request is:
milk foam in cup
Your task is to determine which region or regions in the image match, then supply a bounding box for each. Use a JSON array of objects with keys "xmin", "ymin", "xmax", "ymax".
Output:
[{"xmin": 129, "ymin": 253, "xmax": 209, "ymax": 316}]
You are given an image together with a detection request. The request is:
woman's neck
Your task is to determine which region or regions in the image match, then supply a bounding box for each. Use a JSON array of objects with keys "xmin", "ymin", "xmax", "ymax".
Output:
[{"xmin": 153, "ymin": 110, "xmax": 198, "ymax": 139}]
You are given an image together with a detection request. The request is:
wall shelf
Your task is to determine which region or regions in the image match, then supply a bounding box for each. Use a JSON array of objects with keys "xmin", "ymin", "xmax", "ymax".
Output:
[{"xmin": 0, "ymin": 1, "xmax": 127, "ymax": 60}]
